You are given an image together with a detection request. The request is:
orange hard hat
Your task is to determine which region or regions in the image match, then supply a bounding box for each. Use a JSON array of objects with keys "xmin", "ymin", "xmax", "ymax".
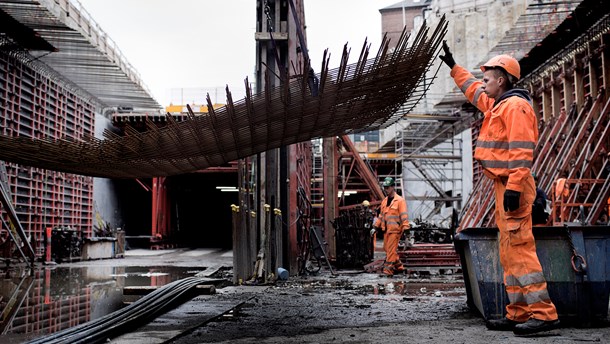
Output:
[{"xmin": 480, "ymin": 54, "xmax": 520, "ymax": 80}]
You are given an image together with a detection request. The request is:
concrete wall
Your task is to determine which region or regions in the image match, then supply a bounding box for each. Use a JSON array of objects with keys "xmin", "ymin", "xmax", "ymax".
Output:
[
  {"xmin": 92, "ymin": 113, "xmax": 123, "ymax": 230},
  {"xmin": 421, "ymin": 0, "xmax": 528, "ymax": 111}
]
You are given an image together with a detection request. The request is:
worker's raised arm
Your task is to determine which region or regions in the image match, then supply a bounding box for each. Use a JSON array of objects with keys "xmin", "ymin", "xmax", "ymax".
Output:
[
  {"xmin": 450, "ymin": 65, "xmax": 494, "ymax": 113},
  {"xmin": 505, "ymin": 100, "xmax": 538, "ymax": 192},
  {"xmin": 440, "ymin": 41, "xmax": 494, "ymax": 113}
]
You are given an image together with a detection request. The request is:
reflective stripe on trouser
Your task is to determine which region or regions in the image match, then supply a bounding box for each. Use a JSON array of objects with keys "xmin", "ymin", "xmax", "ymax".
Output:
[
  {"xmin": 494, "ymin": 175, "xmax": 558, "ymax": 322},
  {"xmin": 383, "ymin": 231, "xmax": 403, "ymax": 269}
]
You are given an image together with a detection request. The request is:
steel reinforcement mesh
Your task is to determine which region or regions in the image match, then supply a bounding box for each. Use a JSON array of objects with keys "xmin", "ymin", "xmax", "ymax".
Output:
[{"xmin": 0, "ymin": 18, "xmax": 447, "ymax": 179}]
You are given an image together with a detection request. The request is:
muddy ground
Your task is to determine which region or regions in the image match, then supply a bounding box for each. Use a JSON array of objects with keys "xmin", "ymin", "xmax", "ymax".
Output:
[{"xmin": 108, "ymin": 256, "xmax": 608, "ymax": 344}]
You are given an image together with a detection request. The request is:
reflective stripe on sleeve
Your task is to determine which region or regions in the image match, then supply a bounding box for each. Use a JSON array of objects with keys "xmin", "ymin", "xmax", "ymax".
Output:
[
  {"xmin": 473, "ymin": 86, "xmax": 485, "ymax": 106},
  {"xmin": 477, "ymin": 141, "xmax": 536, "ymax": 150},
  {"xmin": 479, "ymin": 159, "xmax": 532, "ymax": 169},
  {"xmin": 460, "ymin": 78, "xmax": 477, "ymax": 93}
]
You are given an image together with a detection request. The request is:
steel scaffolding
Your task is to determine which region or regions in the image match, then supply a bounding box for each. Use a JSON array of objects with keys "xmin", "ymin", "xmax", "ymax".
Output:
[{"xmin": 394, "ymin": 114, "xmax": 471, "ymax": 226}]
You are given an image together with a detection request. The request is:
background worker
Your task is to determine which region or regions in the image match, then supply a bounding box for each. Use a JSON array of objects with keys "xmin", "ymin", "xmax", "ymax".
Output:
[
  {"xmin": 554, "ymin": 172, "xmax": 570, "ymax": 222},
  {"xmin": 440, "ymin": 42, "xmax": 560, "ymax": 335},
  {"xmin": 373, "ymin": 177, "xmax": 409, "ymax": 277}
]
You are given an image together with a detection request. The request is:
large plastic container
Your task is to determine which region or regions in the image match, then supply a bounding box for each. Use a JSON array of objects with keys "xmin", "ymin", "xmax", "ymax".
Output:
[{"xmin": 454, "ymin": 226, "xmax": 610, "ymax": 326}]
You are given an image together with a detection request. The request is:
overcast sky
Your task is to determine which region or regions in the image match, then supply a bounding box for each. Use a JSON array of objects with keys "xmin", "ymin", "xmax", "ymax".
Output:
[{"xmin": 77, "ymin": 0, "xmax": 398, "ymax": 107}]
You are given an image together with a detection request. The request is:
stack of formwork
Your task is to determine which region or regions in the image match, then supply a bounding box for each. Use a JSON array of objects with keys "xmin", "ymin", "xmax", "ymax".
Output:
[
  {"xmin": 0, "ymin": 52, "xmax": 94, "ymax": 258},
  {"xmin": 460, "ymin": 14, "xmax": 610, "ymax": 229}
]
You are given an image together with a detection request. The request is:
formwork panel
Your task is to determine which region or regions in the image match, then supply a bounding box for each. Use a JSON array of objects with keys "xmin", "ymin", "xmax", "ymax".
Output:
[{"xmin": 0, "ymin": 53, "xmax": 94, "ymax": 258}]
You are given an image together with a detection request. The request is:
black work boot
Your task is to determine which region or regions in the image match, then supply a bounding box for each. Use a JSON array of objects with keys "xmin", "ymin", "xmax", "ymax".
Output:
[
  {"xmin": 486, "ymin": 318, "xmax": 520, "ymax": 331},
  {"xmin": 513, "ymin": 318, "xmax": 560, "ymax": 335}
]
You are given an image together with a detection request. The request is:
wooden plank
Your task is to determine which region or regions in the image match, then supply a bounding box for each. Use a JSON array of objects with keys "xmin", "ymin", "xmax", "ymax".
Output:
[{"xmin": 194, "ymin": 285, "xmax": 216, "ymax": 295}]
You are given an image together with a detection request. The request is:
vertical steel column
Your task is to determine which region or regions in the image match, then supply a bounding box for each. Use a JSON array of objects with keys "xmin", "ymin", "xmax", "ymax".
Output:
[
  {"xmin": 541, "ymin": 77, "xmax": 553, "ymax": 120},
  {"xmin": 551, "ymin": 73, "xmax": 562, "ymax": 117},
  {"xmin": 322, "ymin": 137, "xmax": 337, "ymax": 259},
  {"xmin": 602, "ymin": 34, "xmax": 610, "ymax": 93},
  {"xmin": 151, "ymin": 177, "xmax": 158, "ymax": 238},
  {"xmin": 562, "ymin": 63, "xmax": 575, "ymax": 113},
  {"xmin": 574, "ymin": 54, "xmax": 586, "ymax": 110},
  {"xmin": 588, "ymin": 42, "xmax": 600, "ymax": 100}
]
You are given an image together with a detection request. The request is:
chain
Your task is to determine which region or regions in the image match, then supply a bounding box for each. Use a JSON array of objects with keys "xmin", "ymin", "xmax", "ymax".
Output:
[
  {"xmin": 563, "ymin": 225, "xmax": 588, "ymax": 274},
  {"xmin": 263, "ymin": 0, "xmax": 274, "ymax": 32}
]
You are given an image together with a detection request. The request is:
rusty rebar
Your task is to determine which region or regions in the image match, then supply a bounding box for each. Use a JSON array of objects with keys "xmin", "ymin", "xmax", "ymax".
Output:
[{"xmin": 0, "ymin": 18, "xmax": 448, "ymax": 178}]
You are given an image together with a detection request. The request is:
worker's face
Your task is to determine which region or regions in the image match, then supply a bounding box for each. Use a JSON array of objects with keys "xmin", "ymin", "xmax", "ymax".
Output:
[
  {"xmin": 482, "ymin": 69, "xmax": 504, "ymax": 99},
  {"xmin": 384, "ymin": 185, "xmax": 395, "ymax": 196}
]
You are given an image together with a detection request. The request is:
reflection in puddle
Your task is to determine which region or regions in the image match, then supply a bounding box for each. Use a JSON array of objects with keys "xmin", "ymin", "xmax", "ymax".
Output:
[{"xmin": 0, "ymin": 266, "xmax": 203, "ymax": 342}]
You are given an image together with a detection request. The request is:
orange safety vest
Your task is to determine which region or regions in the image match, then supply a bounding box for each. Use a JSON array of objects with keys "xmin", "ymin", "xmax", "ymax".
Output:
[
  {"xmin": 374, "ymin": 194, "xmax": 409, "ymax": 233},
  {"xmin": 451, "ymin": 65, "xmax": 537, "ymax": 193}
]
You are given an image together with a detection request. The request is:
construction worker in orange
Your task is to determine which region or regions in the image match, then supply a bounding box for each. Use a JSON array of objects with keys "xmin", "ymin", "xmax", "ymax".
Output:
[
  {"xmin": 440, "ymin": 42, "xmax": 560, "ymax": 335},
  {"xmin": 554, "ymin": 172, "xmax": 570, "ymax": 222},
  {"xmin": 373, "ymin": 177, "xmax": 409, "ymax": 277}
]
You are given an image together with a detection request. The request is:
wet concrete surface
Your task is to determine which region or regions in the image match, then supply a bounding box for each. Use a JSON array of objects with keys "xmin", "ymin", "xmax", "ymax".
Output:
[
  {"xmin": 0, "ymin": 248, "xmax": 230, "ymax": 343},
  {"xmin": 3, "ymin": 248, "xmax": 609, "ymax": 343}
]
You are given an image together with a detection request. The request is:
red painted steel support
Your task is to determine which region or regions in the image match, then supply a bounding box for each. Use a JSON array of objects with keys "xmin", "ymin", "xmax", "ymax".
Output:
[
  {"xmin": 45, "ymin": 227, "xmax": 52, "ymax": 263},
  {"xmin": 151, "ymin": 177, "xmax": 171, "ymax": 241},
  {"xmin": 340, "ymin": 135, "xmax": 384, "ymax": 202}
]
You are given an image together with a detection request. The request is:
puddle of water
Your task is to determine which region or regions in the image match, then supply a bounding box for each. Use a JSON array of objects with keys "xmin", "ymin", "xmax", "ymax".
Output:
[
  {"xmin": 285, "ymin": 276, "xmax": 465, "ymax": 298},
  {"xmin": 0, "ymin": 265, "xmax": 204, "ymax": 342},
  {"xmin": 211, "ymin": 302, "xmax": 252, "ymax": 323},
  {"xmin": 367, "ymin": 281, "xmax": 466, "ymax": 296}
]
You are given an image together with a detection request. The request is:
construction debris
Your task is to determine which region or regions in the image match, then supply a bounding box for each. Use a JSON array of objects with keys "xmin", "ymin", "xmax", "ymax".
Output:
[{"xmin": 332, "ymin": 207, "xmax": 376, "ymax": 268}]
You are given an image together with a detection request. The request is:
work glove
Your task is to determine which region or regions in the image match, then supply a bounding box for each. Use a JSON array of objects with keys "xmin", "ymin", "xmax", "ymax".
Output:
[
  {"xmin": 504, "ymin": 190, "xmax": 521, "ymax": 212},
  {"xmin": 439, "ymin": 40, "xmax": 456, "ymax": 69}
]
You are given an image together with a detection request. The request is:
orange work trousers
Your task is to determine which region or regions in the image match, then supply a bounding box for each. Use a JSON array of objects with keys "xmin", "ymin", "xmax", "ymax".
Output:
[
  {"xmin": 494, "ymin": 175, "xmax": 558, "ymax": 322},
  {"xmin": 383, "ymin": 230, "xmax": 403, "ymax": 267}
]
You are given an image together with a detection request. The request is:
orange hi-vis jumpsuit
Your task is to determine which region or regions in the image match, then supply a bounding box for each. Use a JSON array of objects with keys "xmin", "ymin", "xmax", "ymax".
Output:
[
  {"xmin": 374, "ymin": 194, "xmax": 409, "ymax": 273},
  {"xmin": 451, "ymin": 65, "xmax": 558, "ymax": 322},
  {"xmin": 555, "ymin": 178, "xmax": 570, "ymax": 222}
]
